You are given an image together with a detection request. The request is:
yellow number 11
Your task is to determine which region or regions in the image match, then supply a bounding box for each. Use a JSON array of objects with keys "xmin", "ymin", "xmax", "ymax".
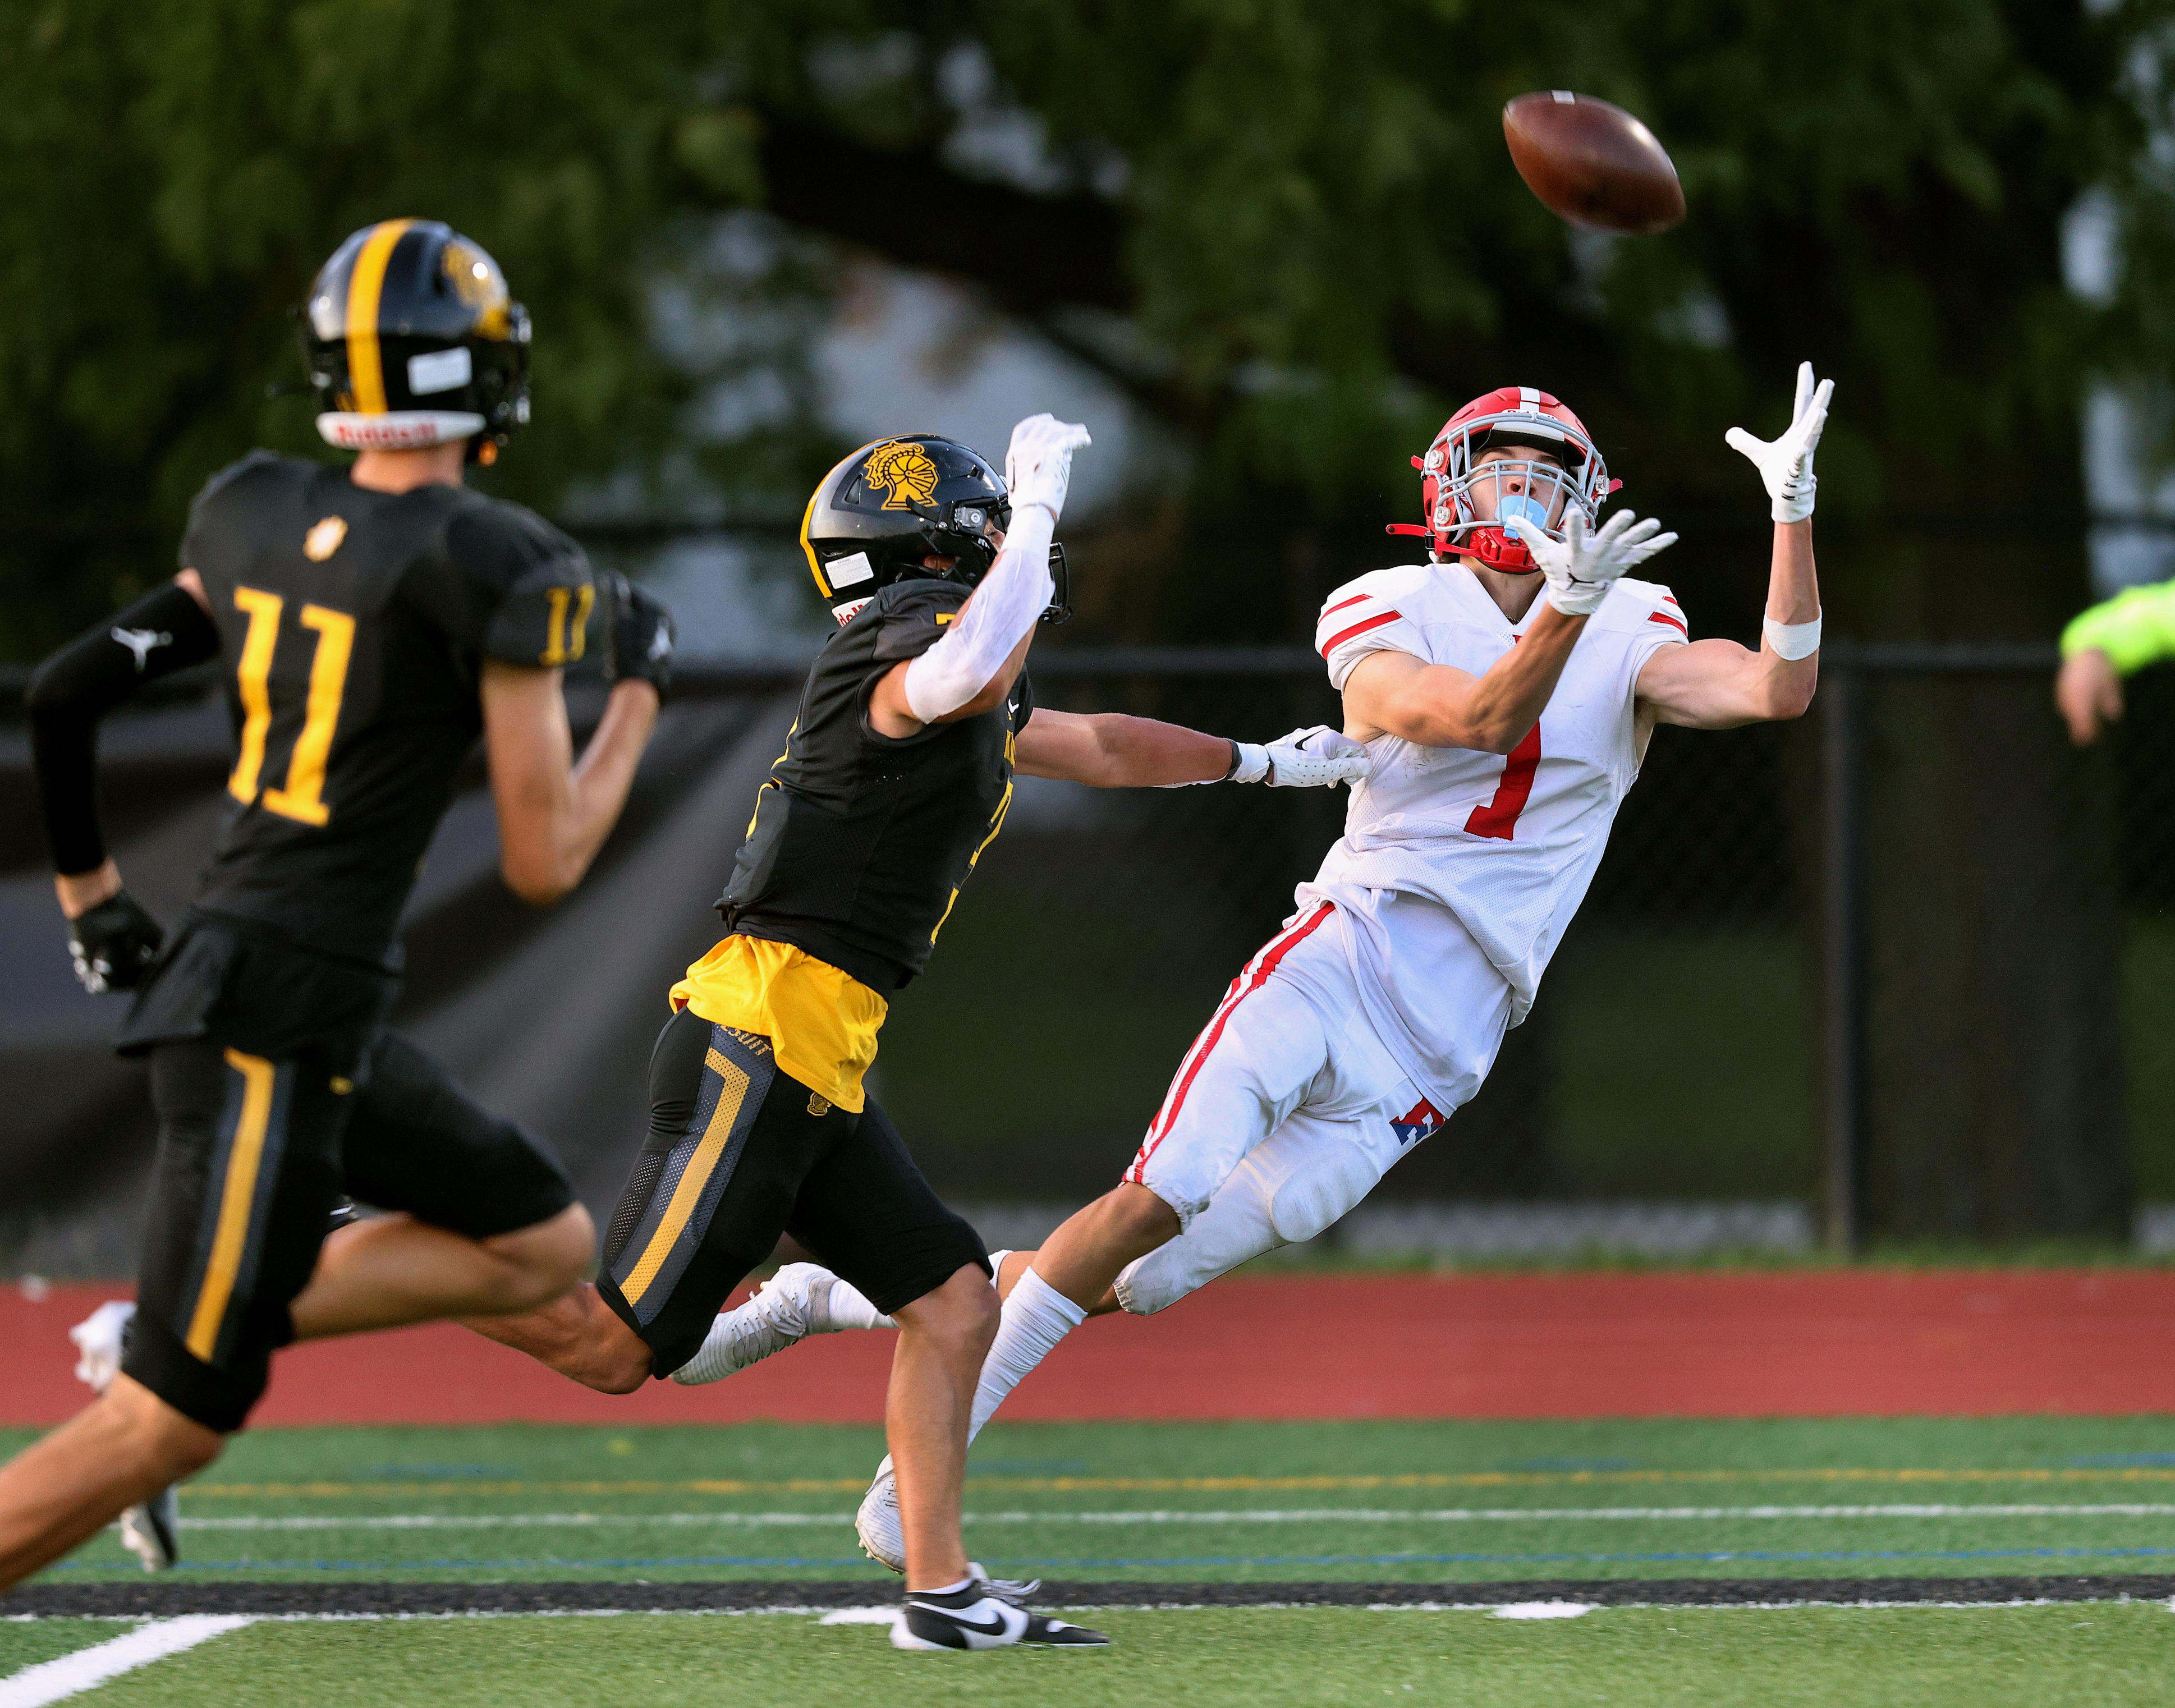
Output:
[{"xmin": 227, "ymin": 586, "xmax": 356, "ymax": 827}]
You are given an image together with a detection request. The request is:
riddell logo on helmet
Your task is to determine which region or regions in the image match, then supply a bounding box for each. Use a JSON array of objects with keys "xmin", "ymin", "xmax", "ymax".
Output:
[
  {"xmin": 324, "ymin": 416, "xmax": 454, "ymax": 448},
  {"xmin": 832, "ymin": 596, "xmax": 873, "ymax": 626},
  {"xmin": 316, "ymin": 411, "xmax": 487, "ymax": 451},
  {"xmin": 862, "ymin": 442, "xmax": 940, "ymax": 511}
]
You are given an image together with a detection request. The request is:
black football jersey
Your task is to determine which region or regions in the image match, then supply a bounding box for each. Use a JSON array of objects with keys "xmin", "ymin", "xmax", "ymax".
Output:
[
  {"xmin": 181, "ymin": 451, "xmax": 594, "ymax": 965},
  {"xmin": 722, "ymin": 580, "xmax": 1034, "ymax": 991}
]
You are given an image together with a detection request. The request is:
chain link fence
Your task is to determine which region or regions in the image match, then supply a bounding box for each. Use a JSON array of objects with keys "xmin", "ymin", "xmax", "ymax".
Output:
[
  {"xmin": 864, "ymin": 646, "xmax": 2175, "ymax": 1254},
  {"xmin": 868, "ymin": 650, "xmax": 1819, "ymax": 1232},
  {"xmin": 6, "ymin": 643, "xmax": 2175, "ymax": 1265}
]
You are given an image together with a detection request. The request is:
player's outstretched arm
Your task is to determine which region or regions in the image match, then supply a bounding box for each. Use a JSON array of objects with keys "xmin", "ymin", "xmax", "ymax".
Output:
[
  {"xmin": 483, "ymin": 575, "xmax": 670, "ymax": 905},
  {"xmin": 869, "ymin": 414, "xmax": 1089, "ymax": 740},
  {"xmin": 1638, "ymin": 363, "xmax": 1830, "ymax": 731},
  {"xmin": 1635, "ymin": 520, "xmax": 1820, "ymax": 728},
  {"xmin": 28, "ymin": 570, "xmax": 220, "ymax": 990},
  {"xmin": 1015, "ymin": 710, "xmax": 1368, "ymax": 787}
]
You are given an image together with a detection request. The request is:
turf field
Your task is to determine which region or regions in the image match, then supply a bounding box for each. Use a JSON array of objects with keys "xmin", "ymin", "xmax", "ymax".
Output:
[
  {"xmin": 7, "ymin": 1605, "xmax": 2175, "ymax": 1708},
  {"xmin": 14, "ymin": 1416, "xmax": 2175, "ymax": 1587},
  {"xmin": 7, "ymin": 1416, "xmax": 2175, "ymax": 1702}
]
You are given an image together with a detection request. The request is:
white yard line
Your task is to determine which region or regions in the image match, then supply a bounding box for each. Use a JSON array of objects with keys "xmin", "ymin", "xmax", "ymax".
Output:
[
  {"xmin": 8, "ymin": 1603, "xmax": 2168, "ymax": 1632},
  {"xmin": 0, "ymin": 1616, "xmax": 251, "ymax": 1706},
  {"xmin": 171, "ymin": 1502, "xmax": 2175, "ymax": 1532}
]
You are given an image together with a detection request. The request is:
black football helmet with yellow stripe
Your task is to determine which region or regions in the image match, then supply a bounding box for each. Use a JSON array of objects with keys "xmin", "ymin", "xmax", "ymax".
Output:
[
  {"xmin": 301, "ymin": 219, "xmax": 531, "ymax": 463},
  {"xmin": 800, "ymin": 434, "xmax": 1068, "ymax": 627}
]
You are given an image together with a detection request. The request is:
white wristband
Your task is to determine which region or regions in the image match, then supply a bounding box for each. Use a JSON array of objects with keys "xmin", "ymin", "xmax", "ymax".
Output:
[{"xmin": 1763, "ymin": 613, "xmax": 1821, "ymax": 660}]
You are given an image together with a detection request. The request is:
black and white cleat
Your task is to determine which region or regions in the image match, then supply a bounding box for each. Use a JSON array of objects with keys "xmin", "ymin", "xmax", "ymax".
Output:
[
  {"xmin": 119, "ymin": 1485, "xmax": 180, "ymax": 1572},
  {"xmin": 892, "ymin": 1566, "xmax": 1108, "ymax": 1651},
  {"xmin": 72, "ymin": 1300, "xmax": 182, "ymax": 1572}
]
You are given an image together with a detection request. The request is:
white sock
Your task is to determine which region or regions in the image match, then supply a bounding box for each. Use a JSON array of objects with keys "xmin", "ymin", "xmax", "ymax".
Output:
[
  {"xmin": 967, "ymin": 1267, "xmax": 1085, "ymax": 1442},
  {"xmin": 826, "ymin": 1278, "xmax": 894, "ymax": 1331},
  {"xmin": 828, "ymin": 1250, "xmax": 1008, "ymax": 1337}
]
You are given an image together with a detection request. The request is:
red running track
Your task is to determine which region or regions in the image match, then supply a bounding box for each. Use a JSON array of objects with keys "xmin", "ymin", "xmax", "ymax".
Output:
[{"xmin": 4, "ymin": 1270, "xmax": 2172, "ymax": 1428}]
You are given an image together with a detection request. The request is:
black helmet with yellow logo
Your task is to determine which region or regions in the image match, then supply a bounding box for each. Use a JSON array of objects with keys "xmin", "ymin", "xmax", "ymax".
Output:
[
  {"xmin": 800, "ymin": 434, "xmax": 1070, "ymax": 627},
  {"xmin": 300, "ymin": 219, "xmax": 531, "ymax": 463}
]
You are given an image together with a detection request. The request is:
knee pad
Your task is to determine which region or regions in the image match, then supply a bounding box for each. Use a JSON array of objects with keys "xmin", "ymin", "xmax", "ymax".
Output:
[
  {"xmin": 1115, "ymin": 1124, "xmax": 1388, "ymax": 1316},
  {"xmin": 1267, "ymin": 1136, "xmax": 1384, "ymax": 1245},
  {"xmin": 1116, "ymin": 1152, "xmax": 1284, "ymax": 1316}
]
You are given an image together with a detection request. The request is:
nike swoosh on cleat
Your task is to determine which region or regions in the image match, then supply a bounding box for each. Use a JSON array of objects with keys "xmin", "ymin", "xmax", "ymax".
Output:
[{"xmin": 906, "ymin": 1604, "xmax": 1011, "ymax": 1637}]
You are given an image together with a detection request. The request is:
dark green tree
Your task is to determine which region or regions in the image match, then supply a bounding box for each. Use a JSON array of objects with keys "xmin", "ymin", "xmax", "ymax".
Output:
[{"xmin": 6, "ymin": 0, "xmax": 2171, "ymax": 1236}]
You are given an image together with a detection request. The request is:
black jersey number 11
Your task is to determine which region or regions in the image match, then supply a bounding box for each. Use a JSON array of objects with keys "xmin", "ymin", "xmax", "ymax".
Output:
[{"xmin": 227, "ymin": 585, "xmax": 356, "ymax": 828}]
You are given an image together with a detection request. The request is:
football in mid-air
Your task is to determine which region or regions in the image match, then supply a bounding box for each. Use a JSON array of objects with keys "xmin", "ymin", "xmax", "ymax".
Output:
[{"xmin": 1502, "ymin": 90, "xmax": 1686, "ymax": 236}]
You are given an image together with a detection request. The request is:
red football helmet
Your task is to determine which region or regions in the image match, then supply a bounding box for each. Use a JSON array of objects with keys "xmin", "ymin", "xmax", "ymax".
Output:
[{"xmin": 1389, "ymin": 385, "xmax": 1621, "ymax": 573}]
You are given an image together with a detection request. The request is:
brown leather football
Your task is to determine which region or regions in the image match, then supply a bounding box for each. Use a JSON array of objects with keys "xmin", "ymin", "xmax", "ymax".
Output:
[{"xmin": 1503, "ymin": 90, "xmax": 1686, "ymax": 236}]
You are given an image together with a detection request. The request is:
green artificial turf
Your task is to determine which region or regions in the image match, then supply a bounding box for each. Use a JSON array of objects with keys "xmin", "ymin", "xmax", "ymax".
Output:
[
  {"xmin": 11, "ymin": 1416, "xmax": 2175, "ymax": 1587},
  {"xmin": 0, "ymin": 1617, "xmax": 137, "ymax": 1675},
  {"xmin": 59, "ymin": 1605, "xmax": 2175, "ymax": 1708}
]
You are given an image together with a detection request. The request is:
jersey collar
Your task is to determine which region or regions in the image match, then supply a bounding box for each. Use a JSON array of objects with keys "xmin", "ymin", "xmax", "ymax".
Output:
[{"xmin": 1446, "ymin": 562, "xmax": 1547, "ymax": 636}]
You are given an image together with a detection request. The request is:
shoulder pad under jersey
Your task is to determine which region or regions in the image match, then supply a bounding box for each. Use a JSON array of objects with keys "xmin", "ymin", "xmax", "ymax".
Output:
[
  {"xmin": 869, "ymin": 578, "xmax": 974, "ymax": 664},
  {"xmin": 1594, "ymin": 576, "xmax": 1689, "ymax": 641},
  {"xmin": 1316, "ymin": 565, "xmax": 1433, "ymax": 688},
  {"xmin": 432, "ymin": 492, "xmax": 595, "ymax": 667}
]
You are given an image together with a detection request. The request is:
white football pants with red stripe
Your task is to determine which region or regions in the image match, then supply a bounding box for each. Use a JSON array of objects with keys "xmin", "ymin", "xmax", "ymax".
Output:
[{"xmin": 1114, "ymin": 899, "xmax": 1512, "ymax": 1316}]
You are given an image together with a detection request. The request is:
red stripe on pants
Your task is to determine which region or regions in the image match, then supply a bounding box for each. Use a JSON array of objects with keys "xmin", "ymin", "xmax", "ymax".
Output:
[{"xmin": 1126, "ymin": 902, "xmax": 1337, "ymax": 1184}]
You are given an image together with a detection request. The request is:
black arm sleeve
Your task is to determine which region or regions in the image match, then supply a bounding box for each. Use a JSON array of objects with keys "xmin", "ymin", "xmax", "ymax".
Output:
[{"xmin": 27, "ymin": 583, "xmax": 221, "ymax": 875}]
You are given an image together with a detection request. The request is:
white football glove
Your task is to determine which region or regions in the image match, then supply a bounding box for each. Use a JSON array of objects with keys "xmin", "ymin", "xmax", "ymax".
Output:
[
  {"xmin": 1004, "ymin": 412, "xmax": 1092, "ymax": 523},
  {"xmin": 70, "ymin": 1299, "xmax": 135, "ymax": 1394},
  {"xmin": 1231, "ymin": 725, "xmax": 1372, "ymax": 788},
  {"xmin": 1507, "ymin": 509, "xmax": 1678, "ymax": 618},
  {"xmin": 1726, "ymin": 361, "xmax": 1833, "ymax": 524}
]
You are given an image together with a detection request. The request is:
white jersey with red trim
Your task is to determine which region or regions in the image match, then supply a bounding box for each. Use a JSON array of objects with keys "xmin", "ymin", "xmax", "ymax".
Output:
[{"xmin": 1297, "ymin": 561, "xmax": 1685, "ymax": 1098}]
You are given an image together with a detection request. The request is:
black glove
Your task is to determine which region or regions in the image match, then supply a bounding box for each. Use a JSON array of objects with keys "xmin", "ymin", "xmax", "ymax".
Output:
[
  {"xmin": 600, "ymin": 572, "xmax": 675, "ymax": 701},
  {"xmin": 69, "ymin": 889, "xmax": 164, "ymax": 994}
]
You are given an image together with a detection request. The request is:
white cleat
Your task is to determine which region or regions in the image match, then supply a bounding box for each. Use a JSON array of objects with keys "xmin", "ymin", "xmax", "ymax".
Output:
[
  {"xmin": 857, "ymin": 1463, "xmax": 1040, "ymax": 1595},
  {"xmin": 118, "ymin": 1487, "xmax": 180, "ymax": 1572},
  {"xmin": 857, "ymin": 1456, "xmax": 906, "ymax": 1573},
  {"xmin": 670, "ymin": 1262, "xmax": 841, "ymax": 1385}
]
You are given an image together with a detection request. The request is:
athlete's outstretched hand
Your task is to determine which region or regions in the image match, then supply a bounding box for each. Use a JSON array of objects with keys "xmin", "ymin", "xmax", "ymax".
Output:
[
  {"xmin": 1509, "ymin": 509, "xmax": 1678, "ymax": 618},
  {"xmin": 68, "ymin": 889, "xmax": 163, "ymax": 994},
  {"xmin": 1005, "ymin": 414, "xmax": 1093, "ymax": 524},
  {"xmin": 1230, "ymin": 725, "xmax": 1372, "ymax": 788},
  {"xmin": 1727, "ymin": 361, "xmax": 1833, "ymax": 524}
]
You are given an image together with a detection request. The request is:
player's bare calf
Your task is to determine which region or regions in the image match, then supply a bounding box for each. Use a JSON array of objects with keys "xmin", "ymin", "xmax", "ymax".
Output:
[{"xmin": 1028, "ymin": 1183, "xmax": 1178, "ymax": 1311}]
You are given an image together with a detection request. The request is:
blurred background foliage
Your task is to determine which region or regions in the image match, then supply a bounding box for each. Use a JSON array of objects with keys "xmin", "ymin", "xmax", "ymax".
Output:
[{"xmin": 3, "ymin": 0, "xmax": 2173, "ymax": 658}]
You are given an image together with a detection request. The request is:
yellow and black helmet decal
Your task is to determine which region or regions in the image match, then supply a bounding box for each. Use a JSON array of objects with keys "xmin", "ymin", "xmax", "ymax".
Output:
[{"xmin": 799, "ymin": 435, "xmax": 1012, "ymax": 623}]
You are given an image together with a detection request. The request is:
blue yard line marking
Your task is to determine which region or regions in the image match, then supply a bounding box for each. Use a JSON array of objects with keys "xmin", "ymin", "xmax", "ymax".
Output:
[{"xmin": 46, "ymin": 1542, "xmax": 2175, "ymax": 1576}]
